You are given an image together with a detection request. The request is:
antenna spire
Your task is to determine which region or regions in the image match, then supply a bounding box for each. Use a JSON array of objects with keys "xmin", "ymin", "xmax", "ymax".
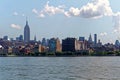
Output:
[{"xmin": 26, "ymin": 17, "xmax": 28, "ymax": 25}]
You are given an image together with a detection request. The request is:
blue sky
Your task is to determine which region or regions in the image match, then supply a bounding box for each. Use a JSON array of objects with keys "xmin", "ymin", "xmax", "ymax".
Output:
[{"xmin": 0, "ymin": 0, "xmax": 120, "ymax": 44}]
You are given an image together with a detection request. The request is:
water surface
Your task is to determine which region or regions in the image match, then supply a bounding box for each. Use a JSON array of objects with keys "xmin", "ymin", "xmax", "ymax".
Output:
[{"xmin": 0, "ymin": 57, "xmax": 120, "ymax": 80}]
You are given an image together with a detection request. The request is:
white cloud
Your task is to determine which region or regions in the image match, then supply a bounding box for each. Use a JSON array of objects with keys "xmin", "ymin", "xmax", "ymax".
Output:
[
  {"xmin": 39, "ymin": 13, "xmax": 45, "ymax": 18},
  {"xmin": 32, "ymin": 1, "xmax": 65, "ymax": 18},
  {"xmin": 100, "ymin": 32, "xmax": 107, "ymax": 36},
  {"xmin": 81, "ymin": 0, "xmax": 112, "ymax": 18},
  {"xmin": 35, "ymin": 0, "xmax": 113, "ymax": 19},
  {"xmin": 68, "ymin": 0, "xmax": 113, "ymax": 18},
  {"xmin": 64, "ymin": 11, "xmax": 71, "ymax": 17},
  {"xmin": 32, "ymin": 8, "xmax": 45, "ymax": 18},
  {"xmin": 11, "ymin": 24, "xmax": 21, "ymax": 30},
  {"xmin": 44, "ymin": 1, "xmax": 65, "ymax": 15},
  {"xmin": 13, "ymin": 12, "xmax": 18, "ymax": 16},
  {"xmin": 68, "ymin": 7, "xmax": 80, "ymax": 16}
]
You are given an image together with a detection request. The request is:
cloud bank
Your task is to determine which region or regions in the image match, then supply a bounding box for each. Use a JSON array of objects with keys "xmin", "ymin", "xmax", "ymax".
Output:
[
  {"xmin": 79, "ymin": 0, "xmax": 112, "ymax": 18},
  {"xmin": 33, "ymin": 0, "xmax": 113, "ymax": 18},
  {"xmin": 32, "ymin": 0, "xmax": 120, "ymax": 33},
  {"xmin": 64, "ymin": 0, "xmax": 113, "ymax": 19}
]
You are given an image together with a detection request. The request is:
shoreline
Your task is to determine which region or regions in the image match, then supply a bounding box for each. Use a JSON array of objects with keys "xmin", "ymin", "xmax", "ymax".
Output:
[{"xmin": 0, "ymin": 55, "xmax": 119, "ymax": 57}]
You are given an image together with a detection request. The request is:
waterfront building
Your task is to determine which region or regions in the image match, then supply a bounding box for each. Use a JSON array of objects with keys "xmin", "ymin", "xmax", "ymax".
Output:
[
  {"xmin": 0, "ymin": 48, "xmax": 8, "ymax": 56},
  {"xmin": 79, "ymin": 37, "xmax": 88, "ymax": 50},
  {"xmin": 24, "ymin": 20, "xmax": 30, "ymax": 43},
  {"xmin": 62, "ymin": 38, "xmax": 77, "ymax": 52},
  {"xmin": 48, "ymin": 38, "xmax": 61, "ymax": 52},
  {"xmin": 39, "ymin": 44, "xmax": 48, "ymax": 52},
  {"xmin": 79, "ymin": 40, "xmax": 88, "ymax": 50},
  {"xmin": 12, "ymin": 47, "xmax": 20, "ymax": 55},
  {"xmin": 56, "ymin": 38, "xmax": 61, "ymax": 52}
]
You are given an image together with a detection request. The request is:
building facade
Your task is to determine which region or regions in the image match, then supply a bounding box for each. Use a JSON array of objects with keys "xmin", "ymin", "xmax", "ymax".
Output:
[
  {"xmin": 48, "ymin": 38, "xmax": 61, "ymax": 52},
  {"xmin": 62, "ymin": 38, "xmax": 77, "ymax": 52}
]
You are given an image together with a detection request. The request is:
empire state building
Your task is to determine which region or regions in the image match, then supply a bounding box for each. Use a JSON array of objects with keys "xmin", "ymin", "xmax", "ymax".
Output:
[{"xmin": 24, "ymin": 20, "xmax": 30, "ymax": 43}]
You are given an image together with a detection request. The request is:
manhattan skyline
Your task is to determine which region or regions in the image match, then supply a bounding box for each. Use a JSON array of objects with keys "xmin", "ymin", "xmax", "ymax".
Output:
[{"xmin": 0, "ymin": 0, "xmax": 120, "ymax": 44}]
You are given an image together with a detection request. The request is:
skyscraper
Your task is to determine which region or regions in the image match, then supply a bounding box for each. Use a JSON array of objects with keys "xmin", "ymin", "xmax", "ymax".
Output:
[
  {"xmin": 94, "ymin": 34, "xmax": 97, "ymax": 45},
  {"xmin": 88, "ymin": 34, "xmax": 92, "ymax": 43},
  {"xmin": 34, "ymin": 35, "xmax": 36, "ymax": 42},
  {"xmin": 62, "ymin": 38, "xmax": 77, "ymax": 52},
  {"xmin": 24, "ymin": 20, "xmax": 30, "ymax": 43}
]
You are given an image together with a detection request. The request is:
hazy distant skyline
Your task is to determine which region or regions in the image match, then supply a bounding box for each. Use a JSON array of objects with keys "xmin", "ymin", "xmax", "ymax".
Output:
[{"xmin": 0, "ymin": 0, "xmax": 120, "ymax": 44}]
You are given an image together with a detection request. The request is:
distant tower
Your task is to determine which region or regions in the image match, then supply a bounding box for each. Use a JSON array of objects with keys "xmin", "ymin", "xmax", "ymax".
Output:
[
  {"xmin": 88, "ymin": 34, "xmax": 92, "ymax": 43},
  {"xmin": 94, "ymin": 34, "xmax": 97, "ymax": 45},
  {"xmin": 24, "ymin": 19, "xmax": 30, "ymax": 43},
  {"xmin": 34, "ymin": 35, "xmax": 36, "ymax": 41}
]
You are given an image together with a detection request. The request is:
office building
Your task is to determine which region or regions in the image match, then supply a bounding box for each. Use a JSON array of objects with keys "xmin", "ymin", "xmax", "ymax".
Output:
[
  {"xmin": 24, "ymin": 20, "xmax": 30, "ymax": 43},
  {"xmin": 48, "ymin": 38, "xmax": 61, "ymax": 52},
  {"xmin": 62, "ymin": 38, "xmax": 77, "ymax": 52}
]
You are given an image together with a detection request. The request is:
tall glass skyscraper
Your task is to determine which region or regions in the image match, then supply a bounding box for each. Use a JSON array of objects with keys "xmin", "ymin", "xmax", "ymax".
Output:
[{"xmin": 24, "ymin": 20, "xmax": 30, "ymax": 43}]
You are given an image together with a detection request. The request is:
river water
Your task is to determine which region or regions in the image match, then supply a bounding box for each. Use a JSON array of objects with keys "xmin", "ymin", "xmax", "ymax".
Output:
[{"xmin": 0, "ymin": 57, "xmax": 120, "ymax": 80}]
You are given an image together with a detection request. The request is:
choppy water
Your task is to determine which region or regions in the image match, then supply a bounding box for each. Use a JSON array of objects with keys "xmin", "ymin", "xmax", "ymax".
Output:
[{"xmin": 0, "ymin": 57, "xmax": 120, "ymax": 80}]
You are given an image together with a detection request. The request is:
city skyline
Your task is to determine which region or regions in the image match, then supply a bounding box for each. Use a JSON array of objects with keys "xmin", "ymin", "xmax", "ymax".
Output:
[{"xmin": 0, "ymin": 0, "xmax": 120, "ymax": 44}]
